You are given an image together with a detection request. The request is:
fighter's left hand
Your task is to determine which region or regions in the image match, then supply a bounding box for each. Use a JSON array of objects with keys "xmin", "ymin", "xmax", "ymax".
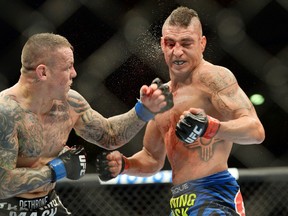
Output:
[{"xmin": 139, "ymin": 78, "xmax": 174, "ymax": 113}]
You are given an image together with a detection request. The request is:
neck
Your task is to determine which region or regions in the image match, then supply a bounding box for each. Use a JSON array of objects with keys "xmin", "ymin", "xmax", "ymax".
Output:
[
  {"xmin": 170, "ymin": 59, "xmax": 206, "ymax": 91},
  {"xmin": 16, "ymin": 75, "xmax": 54, "ymax": 115}
]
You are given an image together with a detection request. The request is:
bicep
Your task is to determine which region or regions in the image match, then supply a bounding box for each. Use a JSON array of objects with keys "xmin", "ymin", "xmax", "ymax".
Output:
[
  {"xmin": 0, "ymin": 118, "xmax": 18, "ymax": 188},
  {"xmin": 0, "ymin": 139, "xmax": 18, "ymax": 198},
  {"xmin": 212, "ymin": 81, "xmax": 254, "ymax": 119},
  {"xmin": 68, "ymin": 90, "xmax": 109, "ymax": 144},
  {"xmin": 126, "ymin": 120, "xmax": 166, "ymax": 175},
  {"xmin": 143, "ymin": 120, "xmax": 166, "ymax": 164},
  {"xmin": 0, "ymin": 105, "xmax": 19, "ymax": 171},
  {"xmin": 0, "ymin": 139, "xmax": 18, "ymax": 170}
]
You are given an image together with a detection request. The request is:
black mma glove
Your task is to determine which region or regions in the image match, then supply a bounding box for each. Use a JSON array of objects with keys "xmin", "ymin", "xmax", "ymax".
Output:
[
  {"xmin": 95, "ymin": 151, "xmax": 112, "ymax": 181},
  {"xmin": 135, "ymin": 78, "xmax": 174, "ymax": 122},
  {"xmin": 95, "ymin": 151, "xmax": 127, "ymax": 181},
  {"xmin": 47, "ymin": 145, "xmax": 87, "ymax": 183},
  {"xmin": 175, "ymin": 112, "xmax": 220, "ymax": 144},
  {"xmin": 151, "ymin": 78, "xmax": 174, "ymax": 113}
]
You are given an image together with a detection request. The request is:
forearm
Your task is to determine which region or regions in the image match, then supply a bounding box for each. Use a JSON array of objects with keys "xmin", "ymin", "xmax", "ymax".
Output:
[
  {"xmin": 122, "ymin": 151, "xmax": 164, "ymax": 177},
  {"xmin": 217, "ymin": 116, "xmax": 265, "ymax": 144},
  {"xmin": 107, "ymin": 108, "xmax": 147, "ymax": 147},
  {"xmin": 0, "ymin": 166, "xmax": 52, "ymax": 199},
  {"xmin": 78, "ymin": 108, "xmax": 147, "ymax": 150}
]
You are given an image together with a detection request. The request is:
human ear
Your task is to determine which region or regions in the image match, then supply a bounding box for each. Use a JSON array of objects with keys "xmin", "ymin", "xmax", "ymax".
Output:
[
  {"xmin": 160, "ymin": 37, "xmax": 165, "ymax": 52},
  {"xmin": 200, "ymin": 36, "xmax": 207, "ymax": 52},
  {"xmin": 35, "ymin": 64, "xmax": 47, "ymax": 80}
]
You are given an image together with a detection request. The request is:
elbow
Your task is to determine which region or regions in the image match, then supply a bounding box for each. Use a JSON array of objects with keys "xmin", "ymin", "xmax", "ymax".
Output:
[
  {"xmin": 255, "ymin": 130, "xmax": 265, "ymax": 144},
  {"xmin": 0, "ymin": 188, "xmax": 4, "ymax": 199},
  {"xmin": 142, "ymin": 159, "xmax": 164, "ymax": 176},
  {"xmin": 0, "ymin": 186, "xmax": 11, "ymax": 199},
  {"xmin": 106, "ymin": 141, "xmax": 128, "ymax": 151},
  {"xmin": 145, "ymin": 165, "xmax": 163, "ymax": 176},
  {"xmin": 152, "ymin": 160, "xmax": 165, "ymax": 174},
  {"xmin": 0, "ymin": 194, "xmax": 9, "ymax": 200},
  {"xmin": 151, "ymin": 164, "xmax": 163, "ymax": 174},
  {"xmin": 253, "ymin": 122, "xmax": 265, "ymax": 144},
  {"xmin": 0, "ymin": 173, "xmax": 11, "ymax": 199},
  {"xmin": 103, "ymin": 145, "xmax": 115, "ymax": 151},
  {"xmin": 94, "ymin": 134, "xmax": 130, "ymax": 150}
]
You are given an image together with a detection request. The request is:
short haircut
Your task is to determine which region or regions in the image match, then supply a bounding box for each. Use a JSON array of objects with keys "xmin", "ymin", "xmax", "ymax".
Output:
[{"xmin": 21, "ymin": 33, "xmax": 73, "ymax": 72}]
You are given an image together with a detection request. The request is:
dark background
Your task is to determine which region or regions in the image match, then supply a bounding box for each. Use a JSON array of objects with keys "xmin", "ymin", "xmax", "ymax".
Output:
[{"xmin": 0, "ymin": 0, "xmax": 287, "ymax": 171}]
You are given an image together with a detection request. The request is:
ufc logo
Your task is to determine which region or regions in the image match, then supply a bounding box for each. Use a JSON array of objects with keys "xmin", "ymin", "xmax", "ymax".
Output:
[
  {"xmin": 79, "ymin": 155, "xmax": 86, "ymax": 176},
  {"xmin": 184, "ymin": 125, "xmax": 203, "ymax": 143}
]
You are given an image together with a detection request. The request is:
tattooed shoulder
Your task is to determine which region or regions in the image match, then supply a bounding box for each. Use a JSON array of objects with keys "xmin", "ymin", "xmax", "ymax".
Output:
[
  {"xmin": 0, "ymin": 95, "xmax": 23, "ymax": 123},
  {"xmin": 201, "ymin": 67, "xmax": 253, "ymax": 114},
  {"xmin": 199, "ymin": 66, "xmax": 237, "ymax": 93},
  {"xmin": 67, "ymin": 89, "xmax": 91, "ymax": 114}
]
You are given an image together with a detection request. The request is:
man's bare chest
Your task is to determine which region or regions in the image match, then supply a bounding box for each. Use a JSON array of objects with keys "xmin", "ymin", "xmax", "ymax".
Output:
[
  {"xmin": 17, "ymin": 110, "xmax": 74, "ymax": 158},
  {"xmin": 156, "ymin": 90, "xmax": 210, "ymax": 131}
]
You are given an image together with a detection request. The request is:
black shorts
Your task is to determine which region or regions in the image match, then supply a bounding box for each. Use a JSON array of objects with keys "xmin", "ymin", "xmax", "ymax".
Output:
[{"xmin": 0, "ymin": 190, "xmax": 71, "ymax": 216}]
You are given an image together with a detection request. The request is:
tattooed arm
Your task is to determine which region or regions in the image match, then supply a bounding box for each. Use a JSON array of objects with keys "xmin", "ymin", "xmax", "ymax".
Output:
[
  {"xmin": 70, "ymin": 90, "xmax": 148, "ymax": 150},
  {"xmin": 200, "ymin": 65, "xmax": 265, "ymax": 144},
  {"xmin": 0, "ymin": 167, "xmax": 53, "ymax": 199},
  {"xmin": 71, "ymin": 77, "xmax": 172, "ymax": 149},
  {"xmin": 0, "ymin": 98, "xmax": 53, "ymax": 199}
]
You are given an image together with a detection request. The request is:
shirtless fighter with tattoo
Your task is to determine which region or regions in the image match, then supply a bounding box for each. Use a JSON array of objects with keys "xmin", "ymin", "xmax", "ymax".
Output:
[
  {"xmin": 0, "ymin": 33, "xmax": 173, "ymax": 215},
  {"xmin": 96, "ymin": 6, "xmax": 265, "ymax": 216}
]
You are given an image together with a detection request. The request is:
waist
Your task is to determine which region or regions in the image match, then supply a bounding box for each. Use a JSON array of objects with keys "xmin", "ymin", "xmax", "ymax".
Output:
[
  {"xmin": 0, "ymin": 190, "xmax": 56, "ymax": 210},
  {"xmin": 171, "ymin": 170, "xmax": 237, "ymax": 197},
  {"xmin": 16, "ymin": 182, "xmax": 56, "ymax": 199}
]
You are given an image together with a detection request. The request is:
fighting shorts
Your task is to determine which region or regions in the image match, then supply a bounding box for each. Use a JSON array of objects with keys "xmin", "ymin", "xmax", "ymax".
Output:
[
  {"xmin": 0, "ymin": 190, "xmax": 72, "ymax": 216},
  {"xmin": 169, "ymin": 170, "xmax": 245, "ymax": 216}
]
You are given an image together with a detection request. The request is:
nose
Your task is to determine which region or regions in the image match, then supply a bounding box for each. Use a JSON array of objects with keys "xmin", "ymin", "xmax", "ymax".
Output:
[
  {"xmin": 71, "ymin": 67, "xmax": 77, "ymax": 78},
  {"xmin": 172, "ymin": 44, "xmax": 183, "ymax": 57}
]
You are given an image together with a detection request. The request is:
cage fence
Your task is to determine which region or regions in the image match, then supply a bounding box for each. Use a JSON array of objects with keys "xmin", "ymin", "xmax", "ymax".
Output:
[{"xmin": 56, "ymin": 167, "xmax": 288, "ymax": 216}]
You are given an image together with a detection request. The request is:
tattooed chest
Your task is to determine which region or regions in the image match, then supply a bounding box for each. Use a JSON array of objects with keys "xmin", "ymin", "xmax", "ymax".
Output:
[{"xmin": 17, "ymin": 111, "xmax": 74, "ymax": 157}]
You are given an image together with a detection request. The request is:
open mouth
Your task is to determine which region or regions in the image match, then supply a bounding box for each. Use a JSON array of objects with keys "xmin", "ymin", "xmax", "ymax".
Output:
[{"xmin": 173, "ymin": 60, "xmax": 185, "ymax": 65}]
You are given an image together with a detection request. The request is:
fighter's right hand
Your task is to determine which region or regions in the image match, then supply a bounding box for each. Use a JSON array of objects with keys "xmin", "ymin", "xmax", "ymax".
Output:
[
  {"xmin": 95, "ymin": 151, "xmax": 128, "ymax": 181},
  {"xmin": 46, "ymin": 145, "xmax": 87, "ymax": 182},
  {"xmin": 175, "ymin": 109, "xmax": 220, "ymax": 144}
]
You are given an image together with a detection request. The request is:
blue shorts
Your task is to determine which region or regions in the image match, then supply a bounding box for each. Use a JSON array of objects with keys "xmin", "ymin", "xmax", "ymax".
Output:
[
  {"xmin": 169, "ymin": 170, "xmax": 245, "ymax": 216},
  {"xmin": 0, "ymin": 190, "xmax": 71, "ymax": 215}
]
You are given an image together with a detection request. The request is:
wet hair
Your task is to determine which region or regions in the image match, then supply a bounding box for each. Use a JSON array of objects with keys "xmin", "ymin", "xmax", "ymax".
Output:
[
  {"xmin": 21, "ymin": 33, "xmax": 73, "ymax": 72},
  {"xmin": 163, "ymin": 6, "xmax": 201, "ymax": 28}
]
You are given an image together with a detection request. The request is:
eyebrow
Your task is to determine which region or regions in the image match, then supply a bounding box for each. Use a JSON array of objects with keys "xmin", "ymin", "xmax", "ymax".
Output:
[{"xmin": 164, "ymin": 37, "xmax": 194, "ymax": 42}]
